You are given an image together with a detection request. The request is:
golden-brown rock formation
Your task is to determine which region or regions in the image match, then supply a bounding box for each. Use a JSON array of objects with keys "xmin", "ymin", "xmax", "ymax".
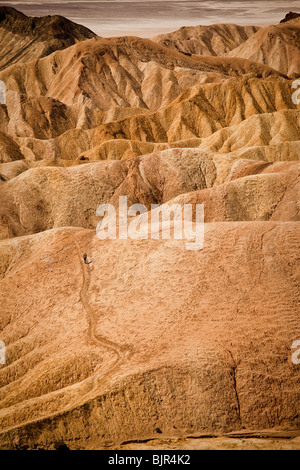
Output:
[{"xmin": 0, "ymin": 8, "xmax": 299, "ymax": 450}]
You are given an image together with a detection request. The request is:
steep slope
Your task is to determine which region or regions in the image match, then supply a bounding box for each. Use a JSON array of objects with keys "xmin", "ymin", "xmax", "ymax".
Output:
[
  {"xmin": 0, "ymin": 10, "xmax": 299, "ymax": 450},
  {"xmin": 69, "ymin": 77, "xmax": 298, "ymax": 156},
  {"xmin": 196, "ymin": 109, "xmax": 300, "ymax": 155},
  {"xmin": 0, "ymin": 148, "xmax": 218, "ymax": 239},
  {"xmin": 4, "ymin": 105, "xmax": 298, "ymax": 166},
  {"xmin": 226, "ymin": 21, "xmax": 300, "ymax": 77},
  {"xmin": 0, "ymin": 69, "xmax": 292, "ymax": 165},
  {"xmin": 0, "ymin": 131, "xmax": 24, "ymax": 164},
  {"xmin": 0, "ymin": 222, "xmax": 299, "ymax": 449},
  {"xmin": 0, "ymin": 6, "xmax": 97, "ymax": 71},
  {"xmin": 1, "ymin": 148, "xmax": 299, "ymax": 240},
  {"xmin": 167, "ymin": 162, "xmax": 300, "ymax": 222},
  {"xmin": 280, "ymin": 12, "xmax": 300, "ymax": 23},
  {"xmin": 13, "ymin": 76, "xmax": 297, "ymax": 163},
  {"xmin": 0, "ymin": 36, "xmax": 284, "ymax": 114},
  {"xmin": 153, "ymin": 23, "xmax": 260, "ymax": 56},
  {"xmin": 0, "ymin": 31, "xmax": 288, "ymax": 167}
]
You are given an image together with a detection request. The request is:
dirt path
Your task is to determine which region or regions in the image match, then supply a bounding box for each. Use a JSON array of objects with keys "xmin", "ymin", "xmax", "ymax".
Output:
[
  {"xmin": 0, "ymin": 236, "xmax": 132, "ymax": 440},
  {"xmin": 72, "ymin": 236, "xmax": 131, "ymax": 388}
]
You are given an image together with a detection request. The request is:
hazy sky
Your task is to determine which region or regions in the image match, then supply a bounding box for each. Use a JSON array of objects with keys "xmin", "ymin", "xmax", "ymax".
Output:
[{"xmin": 1, "ymin": 1, "xmax": 299, "ymax": 36}]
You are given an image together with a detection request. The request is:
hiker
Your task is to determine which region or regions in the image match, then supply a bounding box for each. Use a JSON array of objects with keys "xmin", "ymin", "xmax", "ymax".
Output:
[{"xmin": 83, "ymin": 253, "xmax": 92, "ymax": 264}]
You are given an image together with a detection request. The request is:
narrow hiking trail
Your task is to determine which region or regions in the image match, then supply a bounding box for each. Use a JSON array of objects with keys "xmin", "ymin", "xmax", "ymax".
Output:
[
  {"xmin": 0, "ymin": 235, "xmax": 132, "ymax": 438},
  {"xmin": 72, "ymin": 236, "xmax": 131, "ymax": 390}
]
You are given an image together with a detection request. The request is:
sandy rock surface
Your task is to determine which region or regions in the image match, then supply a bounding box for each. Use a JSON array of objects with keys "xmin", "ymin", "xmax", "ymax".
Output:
[{"xmin": 0, "ymin": 7, "xmax": 299, "ymax": 450}]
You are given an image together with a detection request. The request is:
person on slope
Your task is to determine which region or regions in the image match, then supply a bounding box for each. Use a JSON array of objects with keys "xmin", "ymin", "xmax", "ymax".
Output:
[{"xmin": 83, "ymin": 253, "xmax": 92, "ymax": 265}]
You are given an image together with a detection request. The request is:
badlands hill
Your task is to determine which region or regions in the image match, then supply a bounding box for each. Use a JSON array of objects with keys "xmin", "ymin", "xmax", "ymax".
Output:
[
  {"xmin": 0, "ymin": 34, "xmax": 288, "ymax": 166},
  {"xmin": 153, "ymin": 23, "xmax": 260, "ymax": 57},
  {"xmin": 0, "ymin": 10, "xmax": 299, "ymax": 450},
  {"xmin": 154, "ymin": 17, "xmax": 300, "ymax": 78},
  {"xmin": 280, "ymin": 12, "xmax": 300, "ymax": 23},
  {"xmin": 0, "ymin": 221, "xmax": 299, "ymax": 450},
  {"xmin": 0, "ymin": 152, "xmax": 299, "ymax": 240},
  {"xmin": 0, "ymin": 75, "xmax": 296, "ymax": 165},
  {"xmin": 0, "ymin": 7, "xmax": 96, "ymax": 71},
  {"xmin": 0, "ymin": 35, "xmax": 283, "ymax": 112},
  {"xmin": 226, "ymin": 21, "xmax": 300, "ymax": 77}
]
